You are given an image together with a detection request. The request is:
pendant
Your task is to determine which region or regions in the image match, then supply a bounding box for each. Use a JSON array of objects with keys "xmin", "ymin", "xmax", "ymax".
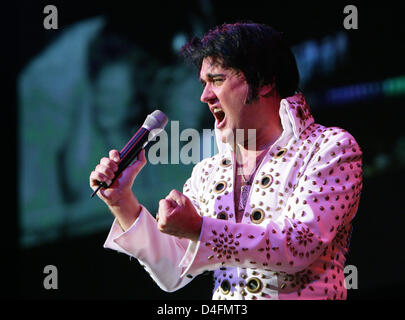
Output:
[{"xmin": 239, "ymin": 184, "xmax": 251, "ymax": 211}]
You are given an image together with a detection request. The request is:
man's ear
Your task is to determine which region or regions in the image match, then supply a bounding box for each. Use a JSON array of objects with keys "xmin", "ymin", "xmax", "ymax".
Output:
[{"xmin": 259, "ymin": 83, "xmax": 275, "ymax": 97}]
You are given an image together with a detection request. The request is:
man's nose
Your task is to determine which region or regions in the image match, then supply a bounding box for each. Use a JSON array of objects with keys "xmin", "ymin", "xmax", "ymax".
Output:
[{"xmin": 200, "ymin": 84, "xmax": 216, "ymax": 104}]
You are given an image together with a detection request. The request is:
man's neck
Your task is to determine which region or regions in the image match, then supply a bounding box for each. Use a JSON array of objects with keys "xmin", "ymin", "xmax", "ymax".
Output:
[
  {"xmin": 237, "ymin": 94, "xmax": 283, "ymax": 160},
  {"xmin": 234, "ymin": 125, "xmax": 282, "ymax": 164}
]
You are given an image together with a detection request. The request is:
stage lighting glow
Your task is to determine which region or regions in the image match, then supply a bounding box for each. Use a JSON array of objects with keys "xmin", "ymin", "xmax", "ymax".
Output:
[{"xmin": 321, "ymin": 75, "xmax": 405, "ymax": 105}]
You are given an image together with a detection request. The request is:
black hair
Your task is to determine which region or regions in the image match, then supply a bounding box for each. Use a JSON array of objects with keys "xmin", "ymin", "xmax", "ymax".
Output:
[{"xmin": 180, "ymin": 22, "xmax": 300, "ymax": 102}]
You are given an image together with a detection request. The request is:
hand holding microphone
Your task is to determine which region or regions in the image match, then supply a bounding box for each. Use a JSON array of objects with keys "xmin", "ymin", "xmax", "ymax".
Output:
[
  {"xmin": 89, "ymin": 110, "xmax": 168, "ymax": 205},
  {"xmin": 89, "ymin": 109, "xmax": 202, "ymax": 238}
]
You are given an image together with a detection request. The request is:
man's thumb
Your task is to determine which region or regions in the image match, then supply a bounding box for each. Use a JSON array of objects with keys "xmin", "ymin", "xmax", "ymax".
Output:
[{"xmin": 126, "ymin": 149, "xmax": 147, "ymax": 180}]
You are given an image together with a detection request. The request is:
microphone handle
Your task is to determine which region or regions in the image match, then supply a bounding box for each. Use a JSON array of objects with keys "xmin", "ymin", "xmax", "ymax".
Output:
[{"xmin": 90, "ymin": 127, "xmax": 150, "ymax": 198}]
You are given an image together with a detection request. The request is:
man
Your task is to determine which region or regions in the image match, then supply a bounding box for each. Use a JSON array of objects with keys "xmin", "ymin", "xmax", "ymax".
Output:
[{"xmin": 90, "ymin": 22, "xmax": 362, "ymax": 299}]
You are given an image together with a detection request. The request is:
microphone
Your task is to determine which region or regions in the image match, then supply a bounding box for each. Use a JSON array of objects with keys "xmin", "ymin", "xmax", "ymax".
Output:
[{"xmin": 91, "ymin": 109, "xmax": 168, "ymax": 198}]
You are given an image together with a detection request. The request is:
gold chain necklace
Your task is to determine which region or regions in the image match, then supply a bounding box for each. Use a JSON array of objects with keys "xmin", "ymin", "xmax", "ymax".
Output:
[
  {"xmin": 237, "ymin": 146, "xmax": 270, "ymax": 212},
  {"xmin": 238, "ymin": 146, "xmax": 269, "ymax": 185}
]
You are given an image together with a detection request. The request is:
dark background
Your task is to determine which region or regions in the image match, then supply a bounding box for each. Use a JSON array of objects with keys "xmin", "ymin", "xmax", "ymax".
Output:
[{"xmin": 9, "ymin": 0, "xmax": 405, "ymax": 300}]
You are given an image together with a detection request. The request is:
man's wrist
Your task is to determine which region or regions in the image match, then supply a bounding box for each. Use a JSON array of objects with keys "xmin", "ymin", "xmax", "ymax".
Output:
[
  {"xmin": 108, "ymin": 192, "xmax": 142, "ymax": 231},
  {"xmin": 191, "ymin": 215, "xmax": 203, "ymax": 241}
]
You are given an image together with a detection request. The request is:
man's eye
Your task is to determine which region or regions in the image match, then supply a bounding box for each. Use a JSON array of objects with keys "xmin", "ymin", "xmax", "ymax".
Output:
[{"xmin": 213, "ymin": 78, "xmax": 224, "ymax": 85}]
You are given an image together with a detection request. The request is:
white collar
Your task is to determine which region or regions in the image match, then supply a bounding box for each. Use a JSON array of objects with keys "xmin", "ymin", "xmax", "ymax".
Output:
[{"xmin": 279, "ymin": 92, "xmax": 315, "ymax": 140}]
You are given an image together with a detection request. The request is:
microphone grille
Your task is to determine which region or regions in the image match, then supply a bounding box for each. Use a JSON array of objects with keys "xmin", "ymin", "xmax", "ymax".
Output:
[{"xmin": 143, "ymin": 109, "xmax": 168, "ymax": 131}]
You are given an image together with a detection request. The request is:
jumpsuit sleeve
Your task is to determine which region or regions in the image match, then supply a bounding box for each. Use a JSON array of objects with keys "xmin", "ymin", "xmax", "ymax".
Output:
[{"xmin": 103, "ymin": 161, "xmax": 206, "ymax": 292}]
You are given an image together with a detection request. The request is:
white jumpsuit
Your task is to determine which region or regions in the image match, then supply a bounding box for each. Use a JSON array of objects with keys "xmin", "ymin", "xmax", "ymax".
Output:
[{"xmin": 104, "ymin": 93, "xmax": 363, "ymax": 300}]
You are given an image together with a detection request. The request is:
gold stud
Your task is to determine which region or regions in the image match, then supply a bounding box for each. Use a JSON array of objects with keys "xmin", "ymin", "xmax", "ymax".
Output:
[
  {"xmin": 259, "ymin": 174, "xmax": 273, "ymax": 189},
  {"xmin": 250, "ymin": 208, "xmax": 265, "ymax": 224},
  {"xmin": 220, "ymin": 158, "xmax": 232, "ymax": 168},
  {"xmin": 246, "ymin": 277, "xmax": 262, "ymax": 294},
  {"xmin": 214, "ymin": 181, "xmax": 227, "ymax": 194},
  {"xmin": 275, "ymin": 148, "xmax": 287, "ymax": 159},
  {"xmin": 220, "ymin": 279, "xmax": 231, "ymax": 295},
  {"xmin": 217, "ymin": 211, "xmax": 228, "ymax": 220}
]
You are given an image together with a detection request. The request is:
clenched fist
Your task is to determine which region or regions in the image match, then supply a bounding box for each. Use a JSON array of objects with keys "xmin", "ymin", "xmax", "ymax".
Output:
[{"xmin": 157, "ymin": 189, "xmax": 203, "ymax": 241}]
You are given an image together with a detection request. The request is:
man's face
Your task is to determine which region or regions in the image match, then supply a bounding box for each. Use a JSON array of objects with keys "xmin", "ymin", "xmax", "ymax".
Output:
[{"xmin": 200, "ymin": 57, "xmax": 255, "ymax": 144}]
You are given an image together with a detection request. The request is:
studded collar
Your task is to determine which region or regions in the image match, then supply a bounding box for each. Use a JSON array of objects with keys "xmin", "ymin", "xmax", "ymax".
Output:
[{"xmin": 280, "ymin": 92, "xmax": 315, "ymax": 140}]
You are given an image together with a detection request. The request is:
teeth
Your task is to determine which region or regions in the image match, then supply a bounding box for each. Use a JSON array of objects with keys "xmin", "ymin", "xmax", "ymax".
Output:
[{"xmin": 213, "ymin": 107, "xmax": 222, "ymax": 113}]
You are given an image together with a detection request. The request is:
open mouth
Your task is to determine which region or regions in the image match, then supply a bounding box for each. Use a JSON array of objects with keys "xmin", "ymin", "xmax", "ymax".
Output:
[{"xmin": 213, "ymin": 107, "xmax": 226, "ymax": 128}]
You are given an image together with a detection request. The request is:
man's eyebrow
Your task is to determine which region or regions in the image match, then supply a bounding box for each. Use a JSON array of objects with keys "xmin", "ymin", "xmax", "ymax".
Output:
[
  {"xmin": 207, "ymin": 73, "xmax": 226, "ymax": 79},
  {"xmin": 200, "ymin": 73, "xmax": 226, "ymax": 83}
]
